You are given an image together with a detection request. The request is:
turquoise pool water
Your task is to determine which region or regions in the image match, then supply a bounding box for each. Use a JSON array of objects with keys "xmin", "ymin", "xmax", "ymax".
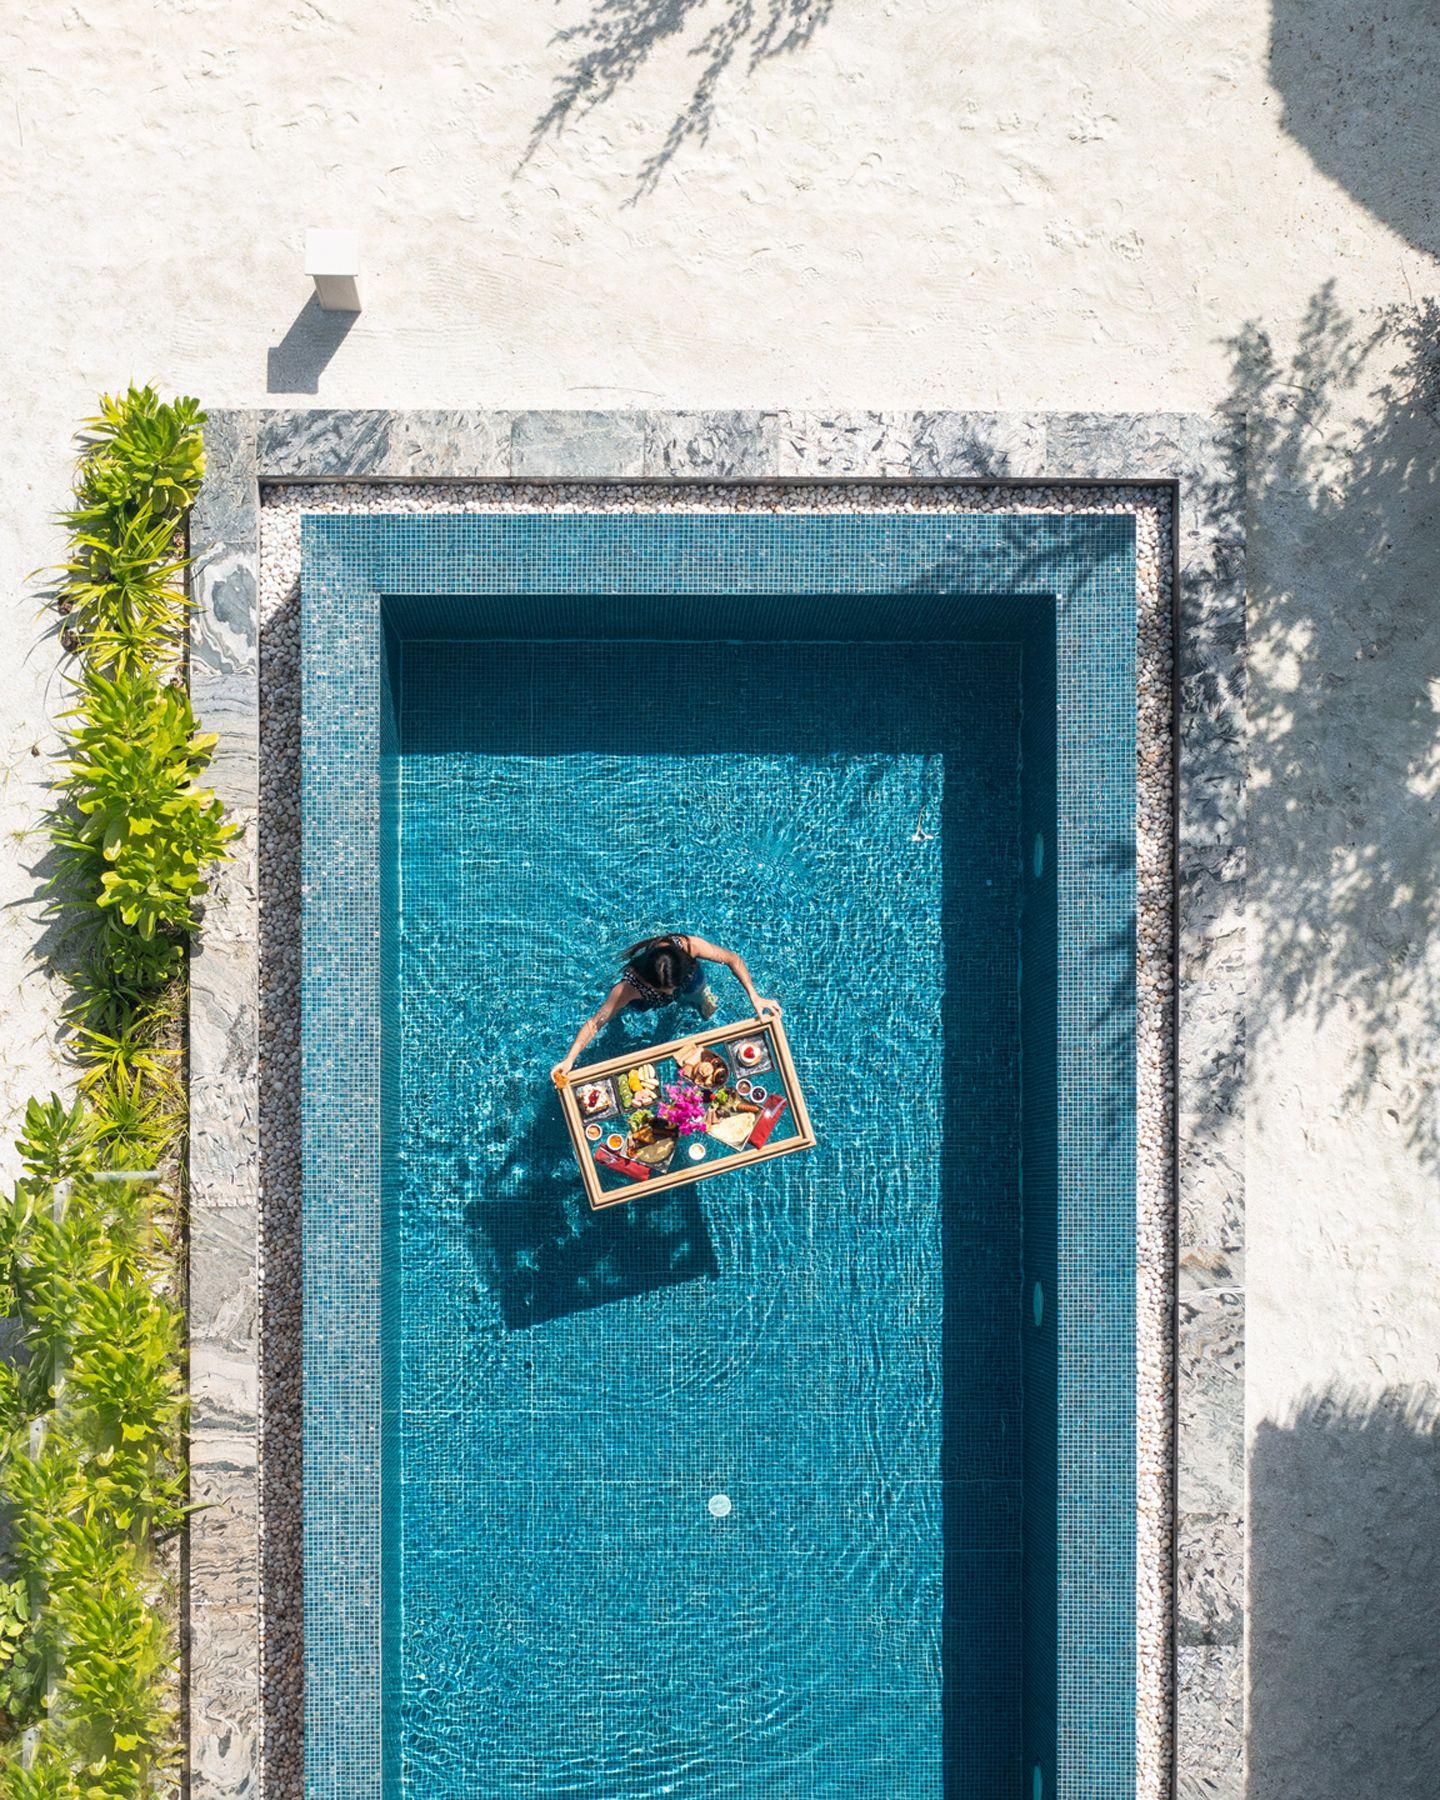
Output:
[
  {"xmin": 388, "ymin": 635, "xmax": 1024, "ymax": 1795},
  {"xmin": 302, "ymin": 505, "xmax": 1138, "ymax": 1800}
]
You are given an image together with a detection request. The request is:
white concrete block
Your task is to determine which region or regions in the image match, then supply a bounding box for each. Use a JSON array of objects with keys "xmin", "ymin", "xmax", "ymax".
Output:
[{"xmin": 303, "ymin": 229, "xmax": 361, "ymax": 312}]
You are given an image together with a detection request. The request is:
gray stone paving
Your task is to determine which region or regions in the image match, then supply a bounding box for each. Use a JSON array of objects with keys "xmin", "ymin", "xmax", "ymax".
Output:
[{"xmin": 188, "ymin": 409, "xmax": 1245, "ymax": 1800}]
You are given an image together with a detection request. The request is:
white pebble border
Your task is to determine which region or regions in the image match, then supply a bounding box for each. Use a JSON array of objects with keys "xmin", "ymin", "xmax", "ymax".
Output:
[{"xmin": 257, "ymin": 480, "xmax": 1175, "ymax": 1800}]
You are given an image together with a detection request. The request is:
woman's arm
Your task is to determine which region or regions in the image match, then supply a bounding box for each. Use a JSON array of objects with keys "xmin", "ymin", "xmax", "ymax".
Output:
[
  {"xmin": 682, "ymin": 935, "xmax": 781, "ymax": 1018},
  {"xmin": 552, "ymin": 981, "xmax": 631, "ymax": 1087}
]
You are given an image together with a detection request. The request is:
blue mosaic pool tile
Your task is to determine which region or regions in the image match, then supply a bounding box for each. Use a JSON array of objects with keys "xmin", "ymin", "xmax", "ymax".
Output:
[{"xmin": 301, "ymin": 511, "xmax": 1135, "ymax": 1799}]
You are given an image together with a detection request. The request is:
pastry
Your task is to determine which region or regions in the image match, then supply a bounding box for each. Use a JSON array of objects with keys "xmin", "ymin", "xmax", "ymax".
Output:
[{"xmin": 706, "ymin": 1111, "xmax": 754, "ymax": 1150}]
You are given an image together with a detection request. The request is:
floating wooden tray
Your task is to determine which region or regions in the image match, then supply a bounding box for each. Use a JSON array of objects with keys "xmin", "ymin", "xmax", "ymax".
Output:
[{"xmin": 559, "ymin": 1014, "xmax": 816, "ymax": 1210}]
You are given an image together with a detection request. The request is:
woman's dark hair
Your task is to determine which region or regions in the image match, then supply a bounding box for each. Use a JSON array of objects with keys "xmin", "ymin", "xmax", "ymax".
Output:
[{"xmin": 623, "ymin": 933, "xmax": 696, "ymax": 995}]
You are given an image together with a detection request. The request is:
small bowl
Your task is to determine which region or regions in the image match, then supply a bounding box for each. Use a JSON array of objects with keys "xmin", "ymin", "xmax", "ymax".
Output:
[
  {"xmin": 585, "ymin": 1123, "xmax": 602, "ymax": 1142},
  {"xmin": 606, "ymin": 1134, "xmax": 624, "ymax": 1151},
  {"xmin": 688, "ymin": 1143, "xmax": 707, "ymax": 1162},
  {"xmin": 750, "ymin": 1085, "xmax": 766, "ymax": 1102},
  {"xmin": 736, "ymin": 1078, "xmax": 753, "ymax": 1097}
]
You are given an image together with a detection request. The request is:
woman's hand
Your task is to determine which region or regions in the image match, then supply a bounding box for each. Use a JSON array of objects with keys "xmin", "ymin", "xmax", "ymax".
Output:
[
  {"xmin": 551, "ymin": 1062, "xmax": 572, "ymax": 1092},
  {"xmin": 755, "ymin": 997, "xmax": 782, "ymax": 1019}
]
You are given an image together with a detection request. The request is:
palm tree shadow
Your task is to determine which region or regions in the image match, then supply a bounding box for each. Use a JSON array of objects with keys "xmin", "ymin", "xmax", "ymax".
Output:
[
  {"xmin": 522, "ymin": 0, "xmax": 836, "ymax": 198},
  {"xmin": 464, "ymin": 1095, "xmax": 718, "ymax": 1329}
]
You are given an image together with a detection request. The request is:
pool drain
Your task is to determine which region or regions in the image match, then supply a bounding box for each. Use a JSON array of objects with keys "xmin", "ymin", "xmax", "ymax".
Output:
[{"xmin": 708, "ymin": 1493, "xmax": 732, "ymax": 1519}]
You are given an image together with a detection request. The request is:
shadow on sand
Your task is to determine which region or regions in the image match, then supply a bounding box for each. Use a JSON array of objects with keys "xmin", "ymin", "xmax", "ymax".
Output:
[
  {"xmin": 1212, "ymin": 286, "xmax": 1440, "ymax": 1170},
  {"xmin": 1270, "ymin": 0, "xmax": 1440, "ymax": 261},
  {"xmin": 523, "ymin": 0, "xmax": 835, "ymax": 197},
  {"xmin": 266, "ymin": 295, "xmax": 357, "ymax": 395},
  {"xmin": 1249, "ymin": 1387, "xmax": 1440, "ymax": 1799}
]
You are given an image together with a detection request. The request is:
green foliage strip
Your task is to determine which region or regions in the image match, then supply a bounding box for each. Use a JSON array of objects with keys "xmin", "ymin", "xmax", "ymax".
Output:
[{"xmin": 0, "ymin": 388, "xmax": 230, "ymax": 1798}]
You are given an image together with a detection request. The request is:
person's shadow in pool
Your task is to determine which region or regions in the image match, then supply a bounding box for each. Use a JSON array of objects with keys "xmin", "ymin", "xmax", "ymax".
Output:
[{"xmin": 463, "ymin": 1088, "xmax": 718, "ymax": 1331}]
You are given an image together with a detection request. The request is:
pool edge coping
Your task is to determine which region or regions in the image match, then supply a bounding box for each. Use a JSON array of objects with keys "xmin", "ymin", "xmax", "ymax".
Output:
[{"xmin": 186, "ymin": 408, "xmax": 1247, "ymax": 1800}]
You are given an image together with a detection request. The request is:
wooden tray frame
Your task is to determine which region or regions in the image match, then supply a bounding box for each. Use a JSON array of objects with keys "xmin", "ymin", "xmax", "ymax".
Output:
[{"xmin": 558, "ymin": 1014, "xmax": 816, "ymax": 1209}]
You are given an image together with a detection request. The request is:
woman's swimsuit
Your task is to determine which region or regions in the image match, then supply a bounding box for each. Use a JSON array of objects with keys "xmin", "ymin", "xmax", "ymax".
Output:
[{"xmin": 621, "ymin": 952, "xmax": 718, "ymax": 1019}]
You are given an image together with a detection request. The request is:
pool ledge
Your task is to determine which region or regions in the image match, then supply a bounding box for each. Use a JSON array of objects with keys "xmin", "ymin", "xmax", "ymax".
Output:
[{"xmin": 187, "ymin": 408, "xmax": 1246, "ymax": 1800}]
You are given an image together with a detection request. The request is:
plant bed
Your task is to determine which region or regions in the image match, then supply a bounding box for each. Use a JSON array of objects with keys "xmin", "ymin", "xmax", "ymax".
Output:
[{"xmin": 0, "ymin": 387, "xmax": 228, "ymax": 1800}]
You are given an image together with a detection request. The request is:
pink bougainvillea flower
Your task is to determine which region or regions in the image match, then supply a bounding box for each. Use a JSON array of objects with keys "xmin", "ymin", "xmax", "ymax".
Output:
[{"xmin": 658, "ymin": 1079, "xmax": 708, "ymax": 1136}]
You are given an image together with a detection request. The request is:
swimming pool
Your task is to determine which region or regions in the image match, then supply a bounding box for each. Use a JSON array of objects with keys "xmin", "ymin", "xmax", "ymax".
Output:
[{"xmin": 302, "ymin": 512, "xmax": 1137, "ymax": 1798}]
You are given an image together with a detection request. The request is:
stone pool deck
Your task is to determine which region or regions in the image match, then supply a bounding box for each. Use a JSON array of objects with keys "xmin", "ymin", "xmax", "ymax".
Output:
[{"xmin": 187, "ymin": 407, "xmax": 1243, "ymax": 1799}]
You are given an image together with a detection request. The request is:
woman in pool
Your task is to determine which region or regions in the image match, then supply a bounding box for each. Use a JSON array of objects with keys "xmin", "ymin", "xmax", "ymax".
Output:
[{"xmin": 552, "ymin": 933, "xmax": 780, "ymax": 1086}]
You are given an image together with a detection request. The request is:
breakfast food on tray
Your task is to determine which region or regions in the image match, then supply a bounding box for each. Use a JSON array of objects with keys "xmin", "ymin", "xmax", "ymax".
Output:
[
  {"xmin": 579, "ymin": 1079, "xmax": 617, "ymax": 1117},
  {"xmin": 707, "ymin": 1084, "xmax": 756, "ymax": 1116},
  {"xmin": 675, "ymin": 1042, "xmax": 728, "ymax": 1090},
  {"xmin": 619, "ymin": 1062, "xmax": 659, "ymax": 1110},
  {"xmin": 630, "ymin": 1137, "xmax": 677, "ymax": 1168},
  {"xmin": 624, "ymin": 1110, "xmax": 676, "ymax": 1161},
  {"xmin": 706, "ymin": 1111, "xmax": 754, "ymax": 1151},
  {"xmin": 563, "ymin": 1012, "xmax": 810, "ymax": 1205}
]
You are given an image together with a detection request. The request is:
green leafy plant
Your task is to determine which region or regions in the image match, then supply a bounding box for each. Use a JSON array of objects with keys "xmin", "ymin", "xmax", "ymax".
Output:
[
  {"xmin": 2, "ymin": 1745, "xmax": 83, "ymax": 1800},
  {"xmin": 84, "ymin": 1073, "xmax": 181, "ymax": 1177},
  {"xmin": 71, "ymin": 391, "xmax": 206, "ymax": 528},
  {"xmin": 52, "ymin": 667, "xmax": 232, "ymax": 952},
  {"xmin": 0, "ymin": 1167, "xmax": 187, "ymax": 1793},
  {"xmin": 1, "ymin": 386, "xmax": 218, "ymax": 1796},
  {"xmin": 0, "ymin": 1580, "xmax": 45, "ymax": 1735},
  {"xmin": 16, "ymin": 1097, "xmax": 94, "ymax": 1187},
  {"xmin": 56, "ymin": 389, "xmax": 205, "ymax": 674}
]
